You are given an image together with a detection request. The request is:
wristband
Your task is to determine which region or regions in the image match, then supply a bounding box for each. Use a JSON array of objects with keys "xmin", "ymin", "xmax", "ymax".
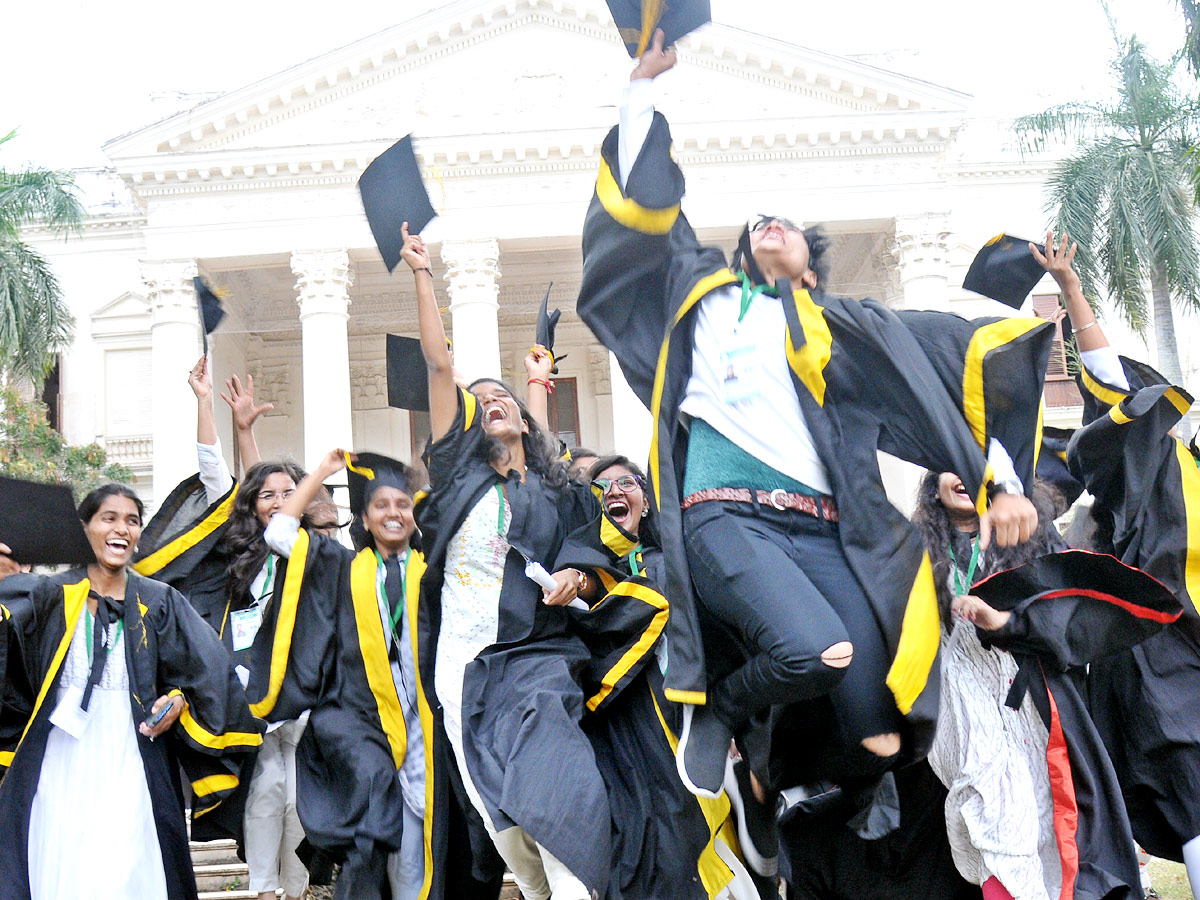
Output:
[
  {"xmin": 527, "ymin": 377, "xmax": 554, "ymax": 395},
  {"xmin": 1072, "ymin": 320, "xmax": 1096, "ymax": 335}
]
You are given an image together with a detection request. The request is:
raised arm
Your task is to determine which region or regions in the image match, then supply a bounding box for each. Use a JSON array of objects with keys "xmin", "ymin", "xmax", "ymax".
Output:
[
  {"xmin": 524, "ymin": 345, "xmax": 554, "ymax": 431},
  {"xmin": 190, "ymin": 355, "xmax": 218, "ymax": 445},
  {"xmin": 1031, "ymin": 232, "xmax": 1109, "ymax": 352},
  {"xmin": 220, "ymin": 373, "xmax": 273, "ymax": 472},
  {"xmin": 404, "ymin": 222, "xmax": 457, "ymax": 441},
  {"xmin": 278, "ymin": 449, "xmax": 345, "ymax": 523}
]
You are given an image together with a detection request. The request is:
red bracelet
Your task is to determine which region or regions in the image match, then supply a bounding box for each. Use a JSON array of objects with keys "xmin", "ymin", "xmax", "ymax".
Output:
[{"xmin": 527, "ymin": 377, "xmax": 554, "ymax": 395}]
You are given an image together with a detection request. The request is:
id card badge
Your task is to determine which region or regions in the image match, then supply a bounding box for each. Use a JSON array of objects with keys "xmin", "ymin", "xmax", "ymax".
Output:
[
  {"xmin": 720, "ymin": 338, "xmax": 762, "ymax": 404},
  {"xmin": 49, "ymin": 684, "xmax": 91, "ymax": 739},
  {"xmin": 230, "ymin": 606, "xmax": 263, "ymax": 652}
]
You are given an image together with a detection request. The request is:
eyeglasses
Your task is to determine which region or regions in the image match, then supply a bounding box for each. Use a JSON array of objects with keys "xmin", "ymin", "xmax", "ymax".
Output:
[
  {"xmin": 591, "ymin": 475, "xmax": 643, "ymax": 494},
  {"xmin": 256, "ymin": 489, "xmax": 295, "ymax": 504},
  {"xmin": 750, "ymin": 216, "xmax": 803, "ymax": 234}
]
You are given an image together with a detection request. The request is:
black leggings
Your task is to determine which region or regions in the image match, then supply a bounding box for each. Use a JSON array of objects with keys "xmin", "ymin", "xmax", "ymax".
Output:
[{"xmin": 684, "ymin": 499, "xmax": 902, "ymax": 774}]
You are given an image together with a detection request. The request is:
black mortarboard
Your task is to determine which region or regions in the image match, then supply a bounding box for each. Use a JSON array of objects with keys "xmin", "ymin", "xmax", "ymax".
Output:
[
  {"xmin": 193, "ymin": 277, "xmax": 227, "ymax": 354},
  {"xmin": 344, "ymin": 452, "xmax": 416, "ymax": 521},
  {"xmin": 971, "ymin": 549, "xmax": 1178, "ymax": 618},
  {"xmin": 1036, "ymin": 425, "xmax": 1084, "ymax": 510},
  {"xmin": 963, "ymin": 234, "xmax": 1048, "ymax": 309},
  {"xmin": 0, "ymin": 476, "xmax": 94, "ymax": 567},
  {"xmin": 386, "ymin": 334, "xmax": 430, "ymax": 412},
  {"xmin": 358, "ymin": 135, "xmax": 437, "ymax": 273},
  {"xmin": 606, "ymin": 0, "xmax": 711, "ymax": 58},
  {"xmin": 535, "ymin": 283, "xmax": 567, "ymax": 375}
]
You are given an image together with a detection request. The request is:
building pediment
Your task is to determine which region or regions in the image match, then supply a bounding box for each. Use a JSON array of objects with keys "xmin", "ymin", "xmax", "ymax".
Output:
[
  {"xmin": 103, "ymin": 0, "xmax": 970, "ymax": 189},
  {"xmin": 90, "ymin": 290, "xmax": 151, "ymax": 342}
]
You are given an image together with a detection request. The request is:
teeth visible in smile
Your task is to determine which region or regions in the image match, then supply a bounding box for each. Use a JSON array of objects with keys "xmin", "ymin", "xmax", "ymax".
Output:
[
  {"xmin": 607, "ymin": 502, "xmax": 630, "ymax": 518},
  {"xmin": 486, "ymin": 407, "xmax": 505, "ymax": 422},
  {"xmin": 107, "ymin": 539, "xmax": 128, "ymax": 548},
  {"xmin": 384, "ymin": 520, "xmax": 402, "ymax": 529}
]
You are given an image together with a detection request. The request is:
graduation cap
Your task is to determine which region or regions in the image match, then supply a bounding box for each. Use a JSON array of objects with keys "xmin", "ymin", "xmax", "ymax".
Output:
[
  {"xmin": 963, "ymin": 234, "xmax": 1047, "ymax": 309},
  {"xmin": 0, "ymin": 476, "xmax": 94, "ymax": 567},
  {"xmin": 344, "ymin": 452, "xmax": 417, "ymax": 519},
  {"xmin": 971, "ymin": 549, "xmax": 1178, "ymax": 618},
  {"xmin": 386, "ymin": 334, "xmax": 430, "ymax": 412},
  {"xmin": 606, "ymin": 0, "xmax": 711, "ymax": 58},
  {"xmin": 358, "ymin": 135, "xmax": 437, "ymax": 273},
  {"xmin": 535, "ymin": 283, "xmax": 567, "ymax": 374},
  {"xmin": 193, "ymin": 277, "xmax": 227, "ymax": 354}
]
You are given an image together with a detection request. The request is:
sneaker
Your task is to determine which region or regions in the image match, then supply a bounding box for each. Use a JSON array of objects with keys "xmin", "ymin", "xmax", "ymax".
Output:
[
  {"xmin": 675, "ymin": 703, "xmax": 731, "ymax": 799},
  {"xmin": 723, "ymin": 757, "xmax": 779, "ymax": 878}
]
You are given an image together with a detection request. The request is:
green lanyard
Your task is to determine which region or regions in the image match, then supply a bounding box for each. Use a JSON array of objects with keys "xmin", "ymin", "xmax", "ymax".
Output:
[
  {"xmin": 85, "ymin": 610, "xmax": 124, "ymax": 670},
  {"xmin": 375, "ymin": 548, "xmax": 410, "ymax": 635},
  {"xmin": 256, "ymin": 554, "xmax": 276, "ymax": 606},
  {"xmin": 494, "ymin": 484, "xmax": 508, "ymax": 539},
  {"xmin": 738, "ymin": 271, "xmax": 778, "ymax": 323},
  {"xmin": 947, "ymin": 537, "xmax": 981, "ymax": 596},
  {"xmin": 628, "ymin": 542, "xmax": 643, "ymax": 577}
]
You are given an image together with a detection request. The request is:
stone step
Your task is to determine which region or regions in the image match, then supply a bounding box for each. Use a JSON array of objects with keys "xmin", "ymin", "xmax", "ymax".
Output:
[
  {"xmin": 189, "ymin": 838, "xmax": 241, "ymax": 867},
  {"xmin": 194, "ymin": 862, "xmax": 251, "ymax": 894}
]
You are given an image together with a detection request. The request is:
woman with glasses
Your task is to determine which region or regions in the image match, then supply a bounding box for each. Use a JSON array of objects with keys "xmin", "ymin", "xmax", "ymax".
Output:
[
  {"xmin": 401, "ymin": 223, "xmax": 610, "ymax": 900},
  {"xmin": 578, "ymin": 29, "xmax": 1049, "ymax": 875},
  {"xmin": 553, "ymin": 455, "xmax": 762, "ymax": 900}
]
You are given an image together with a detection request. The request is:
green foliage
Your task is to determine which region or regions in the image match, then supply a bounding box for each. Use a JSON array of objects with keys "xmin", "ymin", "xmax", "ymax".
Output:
[
  {"xmin": 0, "ymin": 129, "xmax": 84, "ymax": 384},
  {"xmin": 1014, "ymin": 37, "xmax": 1200, "ymax": 335},
  {"xmin": 1180, "ymin": 0, "xmax": 1200, "ymax": 79},
  {"xmin": 0, "ymin": 387, "xmax": 132, "ymax": 501}
]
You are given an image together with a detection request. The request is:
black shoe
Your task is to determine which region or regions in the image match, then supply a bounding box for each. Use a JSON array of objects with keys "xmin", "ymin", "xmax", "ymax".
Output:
[
  {"xmin": 724, "ymin": 757, "xmax": 779, "ymax": 878},
  {"xmin": 675, "ymin": 703, "xmax": 731, "ymax": 798}
]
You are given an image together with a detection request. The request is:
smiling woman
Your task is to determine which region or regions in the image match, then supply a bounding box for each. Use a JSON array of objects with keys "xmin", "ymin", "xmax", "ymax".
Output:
[{"xmin": 0, "ymin": 482, "xmax": 262, "ymax": 900}]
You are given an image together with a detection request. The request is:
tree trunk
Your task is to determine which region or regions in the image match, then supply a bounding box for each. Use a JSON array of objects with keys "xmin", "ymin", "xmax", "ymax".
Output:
[{"xmin": 1150, "ymin": 266, "xmax": 1191, "ymax": 434}]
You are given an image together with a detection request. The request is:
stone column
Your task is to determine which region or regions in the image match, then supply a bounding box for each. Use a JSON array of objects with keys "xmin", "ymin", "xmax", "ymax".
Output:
[
  {"xmin": 292, "ymin": 250, "xmax": 354, "ymax": 471},
  {"xmin": 143, "ymin": 259, "xmax": 200, "ymax": 504},
  {"xmin": 441, "ymin": 239, "xmax": 501, "ymax": 384},
  {"xmin": 609, "ymin": 352, "xmax": 652, "ymax": 466},
  {"xmin": 893, "ymin": 213, "xmax": 952, "ymax": 311}
]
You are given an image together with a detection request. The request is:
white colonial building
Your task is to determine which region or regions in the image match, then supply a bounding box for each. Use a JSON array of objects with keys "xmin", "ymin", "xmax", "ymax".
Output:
[{"xmin": 24, "ymin": 0, "xmax": 1179, "ymax": 509}]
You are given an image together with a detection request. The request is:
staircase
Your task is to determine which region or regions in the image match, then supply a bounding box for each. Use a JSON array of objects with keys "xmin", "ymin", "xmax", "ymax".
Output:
[{"xmin": 189, "ymin": 839, "xmax": 521, "ymax": 899}]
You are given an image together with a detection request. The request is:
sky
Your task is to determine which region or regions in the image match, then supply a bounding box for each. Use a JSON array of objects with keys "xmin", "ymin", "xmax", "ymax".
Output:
[{"xmin": 1, "ymin": 0, "xmax": 1188, "ymax": 170}]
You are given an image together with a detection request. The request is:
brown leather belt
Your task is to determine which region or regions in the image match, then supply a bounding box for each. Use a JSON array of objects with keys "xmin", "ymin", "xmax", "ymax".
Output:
[{"xmin": 680, "ymin": 487, "xmax": 839, "ymax": 522}]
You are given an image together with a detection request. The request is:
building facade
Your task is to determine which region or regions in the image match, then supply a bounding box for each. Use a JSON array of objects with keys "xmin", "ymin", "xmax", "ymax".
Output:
[{"xmin": 25, "ymin": 0, "xmax": 1170, "ymax": 510}]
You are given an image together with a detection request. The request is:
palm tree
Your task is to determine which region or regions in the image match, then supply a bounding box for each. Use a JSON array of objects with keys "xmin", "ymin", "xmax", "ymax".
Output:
[
  {"xmin": 0, "ymin": 129, "xmax": 84, "ymax": 385},
  {"xmin": 1180, "ymin": 0, "xmax": 1200, "ymax": 78},
  {"xmin": 1015, "ymin": 36, "xmax": 1200, "ymax": 387}
]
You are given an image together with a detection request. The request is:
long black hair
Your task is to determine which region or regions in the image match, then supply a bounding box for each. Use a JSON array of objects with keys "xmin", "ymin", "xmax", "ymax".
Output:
[
  {"xmin": 912, "ymin": 471, "xmax": 1065, "ymax": 628},
  {"xmin": 223, "ymin": 460, "xmax": 307, "ymax": 600},
  {"xmin": 78, "ymin": 483, "xmax": 144, "ymax": 525},
  {"xmin": 467, "ymin": 377, "xmax": 571, "ymax": 492}
]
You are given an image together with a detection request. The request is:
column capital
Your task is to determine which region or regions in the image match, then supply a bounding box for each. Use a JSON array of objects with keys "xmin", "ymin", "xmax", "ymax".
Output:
[
  {"xmin": 891, "ymin": 213, "xmax": 952, "ymax": 284},
  {"xmin": 292, "ymin": 249, "xmax": 353, "ymax": 320},
  {"xmin": 441, "ymin": 238, "xmax": 501, "ymax": 310},
  {"xmin": 140, "ymin": 259, "xmax": 199, "ymax": 326}
]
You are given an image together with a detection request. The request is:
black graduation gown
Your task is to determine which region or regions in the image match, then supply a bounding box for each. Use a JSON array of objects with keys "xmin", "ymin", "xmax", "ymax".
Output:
[
  {"xmin": 415, "ymin": 388, "xmax": 607, "ymax": 894},
  {"xmin": 0, "ymin": 569, "xmax": 263, "ymax": 900},
  {"xmin": 244, "ymin": 531, "xmax": 470, "ymax": 900},
  {"xmin": 133, "ymin": 473, "xmax": 238, "ymax": 636},
  {"xmin": 1068, "ymin": 360, "xmax": 1200, "ymax": 859},
  {"xmin": 969, "ymin": 550, "xmax": 1183, "ymax": 899},
  {"xmin": 555, "ymin": 511, "xmax": 765, "ymax": 900},
  {"xmin": 577, "ymin": 108, "xmax": 1054, "ymax": 767}
]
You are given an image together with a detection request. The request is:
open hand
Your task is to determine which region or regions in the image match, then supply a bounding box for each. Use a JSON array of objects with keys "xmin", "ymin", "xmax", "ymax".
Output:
[
  {"xmin": 319, "ymin": 448, "xmax": 350, "ymax": 479},
  {"xmin": 1029, "ymin": 231, "xmax": 1081, "ymax": 295},
  {"xmin": 221, "ymin": 373, "xmax": 273, "ymax": 431},
  {"xmin": 631, "ymin": 29, "xmax": 677, "ymax": 81}
]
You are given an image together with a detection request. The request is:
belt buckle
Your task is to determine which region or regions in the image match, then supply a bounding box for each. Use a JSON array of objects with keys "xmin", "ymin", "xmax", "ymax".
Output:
[{"xmin": 769, "ymin": 488, "xmax": 787, "ymax": 511}]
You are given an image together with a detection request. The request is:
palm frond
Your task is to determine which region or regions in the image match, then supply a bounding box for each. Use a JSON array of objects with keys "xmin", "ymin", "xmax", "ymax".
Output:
[
  {"xmin": 0, "ymin": 239, "xmax": 75, "ymax": 382},
  {"xmin": 1013, "ymin": 103, "xmax": 1111, "ymax": 153},
  {"xmin": 0, "ymin": 167, "xmax": 85, "ymax": 238}
]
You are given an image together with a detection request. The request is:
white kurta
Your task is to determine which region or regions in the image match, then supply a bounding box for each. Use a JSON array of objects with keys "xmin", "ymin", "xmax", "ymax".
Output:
[
  {"xmin": 929, "ymin": 618, "xmax": 1061, "ymax": 900},
  {"xmin": 28, "ymin": 611, "xmax": 168, "ymax": 900},
  {"xmin": 434, "ymin": 487, "xmax": 510, "ymax": 833}
]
